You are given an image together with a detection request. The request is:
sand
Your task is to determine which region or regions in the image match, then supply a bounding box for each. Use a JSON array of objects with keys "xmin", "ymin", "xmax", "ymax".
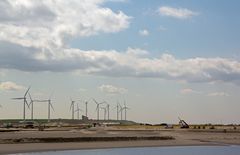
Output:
[{"xmin": 0, "ymin": 127, "xmax": 240, "ymax": 154}]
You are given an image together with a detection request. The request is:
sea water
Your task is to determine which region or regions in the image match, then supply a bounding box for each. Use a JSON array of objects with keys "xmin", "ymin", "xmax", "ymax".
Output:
[{"xmin": 16, "ymin": 146, "xmax": 240, "ymax": 155}]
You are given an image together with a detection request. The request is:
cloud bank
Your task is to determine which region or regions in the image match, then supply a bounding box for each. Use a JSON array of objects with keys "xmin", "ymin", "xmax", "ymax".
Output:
[
  {"xmin": 0, "ymin": 1, "xmax": 240, "ymax": 85},
  {"xmin": 0, "ymin": 0, "xmax": 130, "ymax": 49}
]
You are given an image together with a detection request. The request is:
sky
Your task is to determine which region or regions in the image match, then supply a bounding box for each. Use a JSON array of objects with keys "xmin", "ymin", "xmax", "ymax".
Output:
[{"xmin": 0, "ymin": 0, "xmax": 240, "ymax": 124}]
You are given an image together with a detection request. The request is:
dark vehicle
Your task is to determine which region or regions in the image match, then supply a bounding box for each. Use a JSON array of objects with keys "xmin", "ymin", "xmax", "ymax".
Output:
[{"xmin": 22, "ymin": 121, "xmax": 35, "ymax": 128}]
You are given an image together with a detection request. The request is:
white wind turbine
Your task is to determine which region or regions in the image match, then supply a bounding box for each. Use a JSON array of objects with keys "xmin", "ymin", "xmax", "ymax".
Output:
[
  {"xmin": 35, "ymin": 94, "xmax": 54, "ymax": 122},
  {"xmin": 28, "ymin": 93, "xmax": 34, "ymax": 120},
  {"xmin": 46, "ymin": 96, "xmax": 54, "ymax": 122},
  {"xmin": 113, "ymin": 102, "xmax": 120, "ymax": 120},
  {"xmin": 92, "ymin": 98, "xmax": 105, "ymax": 120},
  {"xmin": 12, "ymin": 87, "xmax": 31, "ymax": 121},
  {"xmin": 85, "ymin": 101, "xmax": 88, "ymax": 117},
  {"xmin": 75, "ymin": 103, "xmax": 83, "ymax": 120},
  {"xmin": 106, "ymin": 103, "xmax": 110, "ymax": 120},
  {"xmin": 100, "ymin": 106, "xmax": 107, "ymax": 120},
  {"xmin": 119, "ymin": 103, "xmax": 123, "ymax": 120},
  {"xmin": 81, "ymin": 99, "xmax": 90, "ymax": 117},
  {"xmin": 70, "ymin": 99, "xmax": 76, "ymax": 120},
  {"xmin": 122, "ymin": 100, "xmax": 130, "ymax": 120}
]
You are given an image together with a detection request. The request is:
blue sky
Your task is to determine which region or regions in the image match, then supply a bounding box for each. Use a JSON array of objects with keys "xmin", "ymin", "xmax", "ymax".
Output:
[
  {"xmin": 0, "ymin": 0, "xmax": 240, "ymax": 124},
  {"xmin": 73, "ymin": 0, "xmax": 240, "ymax": 58}
]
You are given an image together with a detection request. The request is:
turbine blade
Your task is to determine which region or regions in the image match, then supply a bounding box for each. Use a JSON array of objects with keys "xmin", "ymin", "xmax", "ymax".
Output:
[
  {"xmin": 12, "ymin": 97, "xmax": 24, "ymax": 100},
  {"xmin": 49, "ymin": 91, "xmax": 54, "ymax": 100},
  {"xmin": 24, "ymin": 86, "xmax": 31, "ymax": 97},
  {"xmin": 28, "ymin": 93, "xmax": 33, "ymax": 102},
  {"xmin": 25, "ymin": 100, "xmax": 30, "ymax": 109},
  {"xmin": 92, "ymin": 98, "xmax": 98, "ymax": 104},
  {"xmin": 70, "ymin": 103, "xmax": 73, "ymax": 111},
  {"xmin": 50, "ymin": 103, "xmax": 54, "ymax": 111}
]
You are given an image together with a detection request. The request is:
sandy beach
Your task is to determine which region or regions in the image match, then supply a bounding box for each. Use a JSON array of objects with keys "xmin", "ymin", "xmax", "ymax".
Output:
[{"xmin": 0, "ymin": 126, "xmax": 240, "ymax": 154}]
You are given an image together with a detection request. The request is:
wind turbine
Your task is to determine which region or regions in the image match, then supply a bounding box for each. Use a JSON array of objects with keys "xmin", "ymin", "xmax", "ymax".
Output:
[
  {"xmin": 28, "ymin": 93, "xmax": 34, "ymax": 120},
  {"xmin": 12, "ymin": 87, "xmax": 31, "ymax": 121},
  {"xmin": 113, "ymin": 102, "xmax": 120, "ymax": 120},
  {"xmin": 122, "ymin": 100, "xmax": 130, "ymax": 120},
  {"xmin": 34, "ymin": 94, "xmax": 54, "ymax": 122},
  {"xmin": 106, "ymin": 103, "xmax": 110, "ymax": 120},
  {"xmin": 119, "ymin": 103, "xmax": 123, "ymax": 120},
  {"xmin": 100, "ymin": 106, "xmax": 107, "ymax": 120},
  {"xmin": 47, "ymin": 96, "xmax": 54, "ymax": 122},
  {"xmin": 75, "ymin": 103, "xmax": 83, "ymax": 120},
  {"xmin": 70, "ymin": 99, "xmax": 76, "ymax": 120},
  {"xmin": 84, "ymin": 101, "xmax": 88, "ymax": 117},
  {"xmin": 92, "ymin": 98, "xmax": 105, "ymax": 120}
]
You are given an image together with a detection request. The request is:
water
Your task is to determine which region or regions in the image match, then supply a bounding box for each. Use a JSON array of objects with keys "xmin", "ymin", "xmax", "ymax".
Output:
[{"xmin": 17, "ymin": 146, "xmax": 240, "ymax": 155}]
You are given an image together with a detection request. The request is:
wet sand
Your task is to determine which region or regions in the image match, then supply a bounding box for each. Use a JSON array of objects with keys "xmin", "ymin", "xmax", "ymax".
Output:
[{"xmin": 0, "ymin": 127, "xmax": 240, "ymax": 154}]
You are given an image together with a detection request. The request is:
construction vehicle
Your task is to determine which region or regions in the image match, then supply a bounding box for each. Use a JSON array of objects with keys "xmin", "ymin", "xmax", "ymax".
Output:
[{"xmin": 178, "ymin": 117, "xmax": 189, "ymax": 128}]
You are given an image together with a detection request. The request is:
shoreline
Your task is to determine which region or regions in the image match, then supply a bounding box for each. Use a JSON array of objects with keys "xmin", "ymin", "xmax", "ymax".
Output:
[
  {"xmin": 0, "ymin": 128, "xmax": 240, "ymax": 154},
  {"xmin": 0, "ymin": 140, "xmax": 232, "ymax": 154}
]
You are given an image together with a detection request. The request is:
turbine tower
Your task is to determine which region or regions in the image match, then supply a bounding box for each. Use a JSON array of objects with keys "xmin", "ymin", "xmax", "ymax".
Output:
[
  {"xmin": 119, "ymin": 103, "xmax": 123, "ymax": 120},
  {"xmin": 114, "ymin": 102, "xmax": 120, "ymax": 120},
  {"xmin": 35, "ymin": 94, "xmax": 54, "ymax": 122},
  {"xmin": 122, "ymin": 100, "xmax": 130, "ymax": 120},
  {"xmin": 70, "ymin": 99, "xmax": 76, "ymax": 120},
  {"xmin": 28, "ymin": 93, "xmax": 34, "ymax": 120},
  {"xmin": 106, "ymin": 103, "xmax": 110, "ymax": 120},
  {"xmin": 12, "ymin": 87, "xmax": 31, "ymax": 121},
  {"xmin": 47, "ymin": 97, "xmax": 54, "ymax": 122},
  {"xmin": 92, "ymin": 98, "xmax": 105, "ymax": 120},
  {"xmin": 85, "ymin": 101, "xmax": 88, "ymax": 117},
  {"xmin": 103, "ymin": 101, "xmax": 110, "ymax": 120},
  {"xmin": 75, "ymin": 103, "xmax": 82, "ymax": 120},
  {"xmin": 100, "ymin": 107, "xmax": 107, "ymax": 120}
]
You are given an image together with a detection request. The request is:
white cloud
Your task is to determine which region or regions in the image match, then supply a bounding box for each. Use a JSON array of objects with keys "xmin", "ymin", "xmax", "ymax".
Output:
[
  {"xmin": 139, "ymin": 29, "xmax": 149, "ymax": 36},
  {"xmin": 0, "ymin": 0, "xmax": 130, "ymax": 49},
  {"xmin": 158, "ymin": 6, "xmax": 198, "ymax": 19},
  {"xmin": 1, "ymin": 1, "xmax": 240, "ymax": 85},
  {"xmin": 0, "ymin": 81, "xmax": 25, "ymax": 91},
  {"xmin": 207, "ymin": 92, "xmax": 230, "ymax": 97},
  {"xmin": 180, "ymin": 88, "xmax": 201, "ymax": 95},
  {"xmin": 1, "ymin": 44, "xmax": 240, "ymax": 85},
  {"xmin": 126, "ymin": 47, "xmax": 149, "ymax": 57},
  {"xmin": 99, "ymin": 84, "xmax": 127, "ymax": 94}
]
